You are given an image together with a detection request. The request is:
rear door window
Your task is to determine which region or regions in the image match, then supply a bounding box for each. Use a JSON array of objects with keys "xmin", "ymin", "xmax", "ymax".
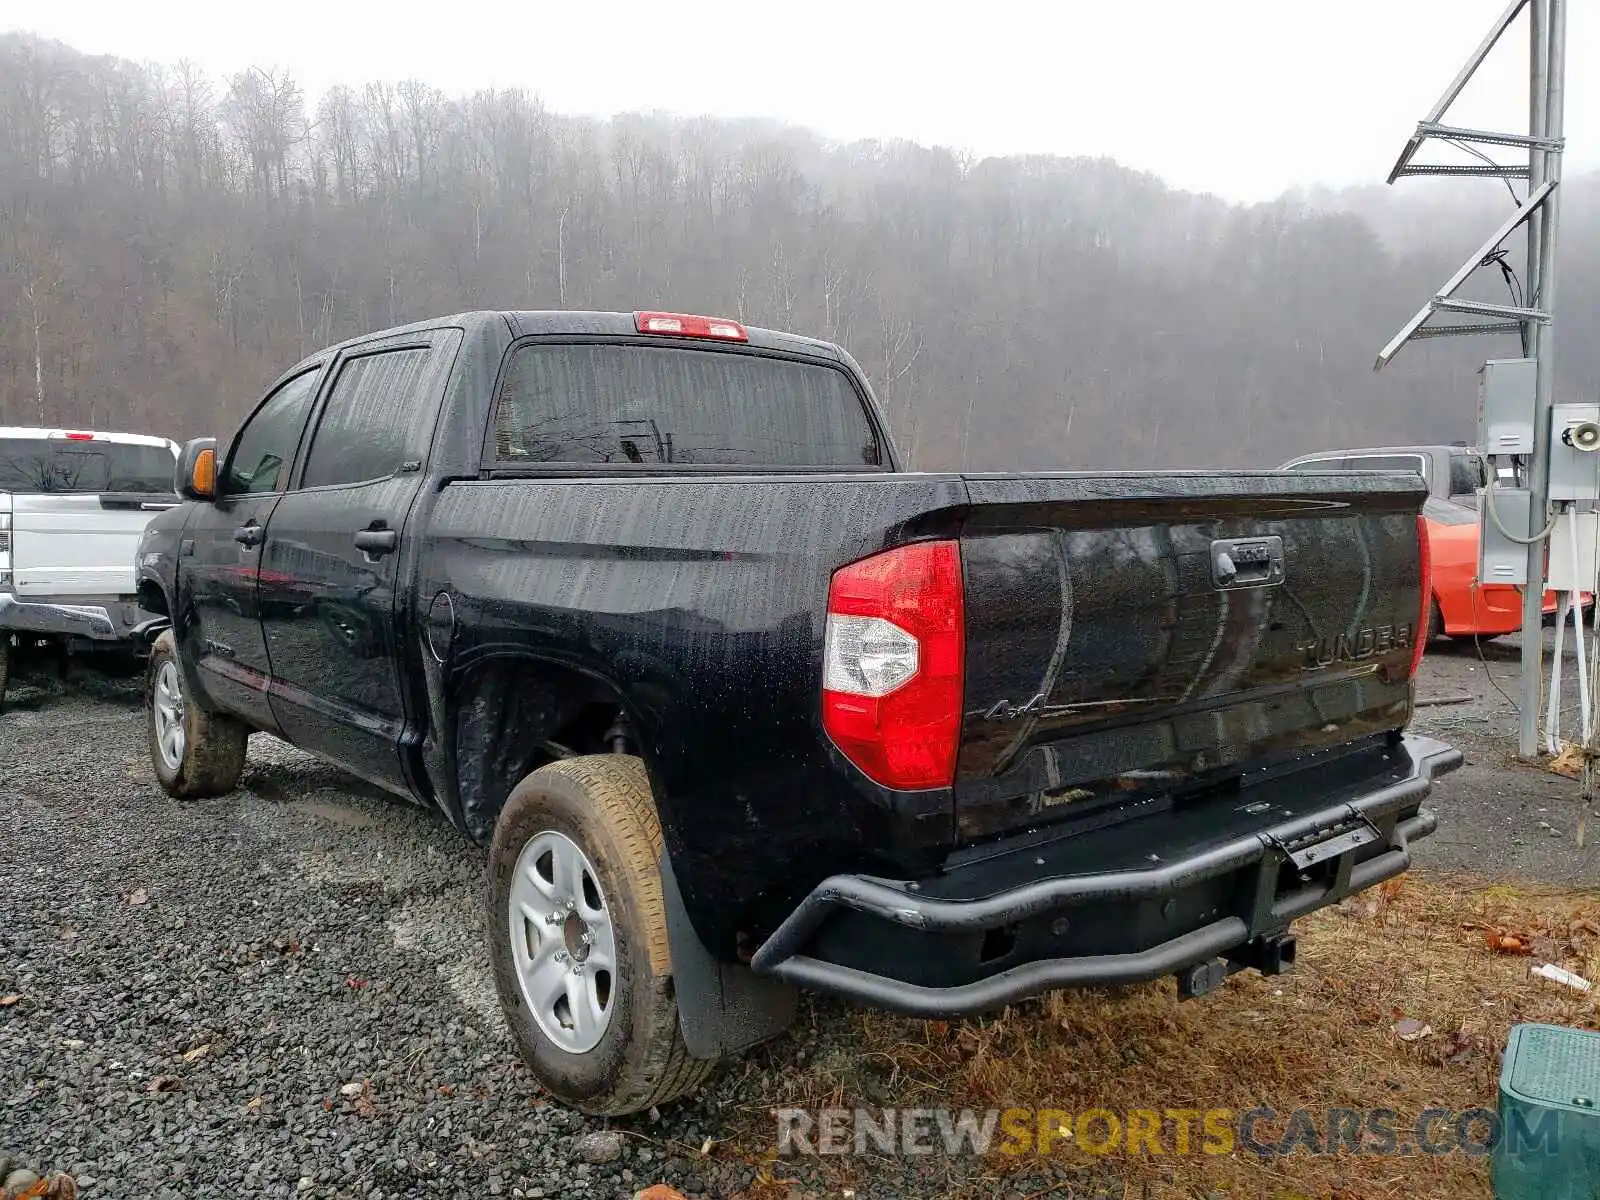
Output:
[
  {"xmin": 493, "ymin": 343, "xmax": 881, "ymax": 468},
  {"xmin": 300, "ymin": 348, "xmax": 433, "ymax": 488},
  {"xmin": 1345, "ymin": 454, "xmax": 1427, "ymax": 480},
  {"xmin": 1285, "ymin": 457, "xmax": 1350, "ymax": 472}
]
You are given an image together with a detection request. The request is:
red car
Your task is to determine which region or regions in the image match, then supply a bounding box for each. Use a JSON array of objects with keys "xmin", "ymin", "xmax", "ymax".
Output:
[{"xmin": 1279, "ymin": 444, "xmax": 1567, "ymax": 641}]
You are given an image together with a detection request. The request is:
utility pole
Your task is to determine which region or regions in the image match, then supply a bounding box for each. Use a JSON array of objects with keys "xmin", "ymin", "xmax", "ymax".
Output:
[
  {"xmin": 1374, "ymin": 0, "xmax": 1568, "ymax": 759},
  {"xmin": 1518, "ymin": 0, "xmax": 1565, "ymax": 756}
]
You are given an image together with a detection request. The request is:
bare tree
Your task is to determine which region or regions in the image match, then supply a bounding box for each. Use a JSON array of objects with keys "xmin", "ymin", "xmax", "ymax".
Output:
[
  {"xmin": 3, "ymin": 210, "xmax": 66, "ymax": 423},
  {"xmin": 0, "ymin": 30, "xmax": 1591, "ymax": 473},
  {"xmin": 224, "ymin": 67, "xmax": 303, "ymax": 197}
]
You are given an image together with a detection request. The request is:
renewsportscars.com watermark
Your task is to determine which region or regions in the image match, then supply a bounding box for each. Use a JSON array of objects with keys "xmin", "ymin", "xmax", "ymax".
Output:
[{"xmin": 775, "ymin": 1106, "xmax": 1562, "ymax": 1159}]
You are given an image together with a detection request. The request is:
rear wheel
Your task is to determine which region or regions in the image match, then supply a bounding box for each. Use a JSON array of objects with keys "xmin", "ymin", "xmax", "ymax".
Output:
[
  {"xmin": 1427, "ymin": 599, "xmax": 1444, "ymax": 642},
  {"xmin": 487, "ymin": 755, "xmax": 713, "ymax": 1115},
  {"xmin": 0, "ymin": 634, "xmax": 10, "ymax": 712},
  {"xmin": 146, "ymin": 631, "xmax": 248, "ymax": 798}
]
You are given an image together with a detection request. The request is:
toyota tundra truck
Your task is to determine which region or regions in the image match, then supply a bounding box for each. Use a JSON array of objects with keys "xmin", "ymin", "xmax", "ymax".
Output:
[{"xmin": 133, "ymin": 310, "xmax": 1460, "ymax": 1115}]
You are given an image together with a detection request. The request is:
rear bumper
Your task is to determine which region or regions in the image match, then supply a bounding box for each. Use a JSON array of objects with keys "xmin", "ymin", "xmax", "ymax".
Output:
[
  {"xmin": 0, "ymin": 592, "xmax": 167, "ymax": 646},
  {"xmin": 750, "ymin": 734, "xmax": 1461, "ymax": 1016}
]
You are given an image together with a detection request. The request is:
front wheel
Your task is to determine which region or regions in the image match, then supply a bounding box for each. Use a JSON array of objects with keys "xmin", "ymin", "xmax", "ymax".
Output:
[
  {"xmin": 487, "ymin": 755, "xmax": 713, "ymax": 1115},
  {"xmin": 146, "ymin": 631, "xmax": 248, "ymax": 798}
]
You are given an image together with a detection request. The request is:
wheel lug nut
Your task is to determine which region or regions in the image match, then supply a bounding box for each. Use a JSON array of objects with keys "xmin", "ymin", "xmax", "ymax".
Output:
[{"xmin": 554, "ymin": 950, "xmax": 568, "ymax": 963}]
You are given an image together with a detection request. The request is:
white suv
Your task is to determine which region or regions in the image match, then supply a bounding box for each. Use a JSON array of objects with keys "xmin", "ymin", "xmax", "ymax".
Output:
[{"xmin": 0, "ymin": 428, "xmax": 180, "ymax": 704}]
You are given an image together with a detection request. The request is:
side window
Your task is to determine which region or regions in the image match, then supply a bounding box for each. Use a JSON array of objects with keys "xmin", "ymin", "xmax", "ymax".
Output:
[
  {"xmin": 223, "ymin": 370, "xmax": 321, "ymax": 496},
  {"xmin": 1450, "ymin": 453, "xmax": 1488, "ymax": 497},
  {"xmin": 1286, "ymin": 457, "xmax": 1347, "ymax": 472},
  {"xmin": 1347, "ymin": 455, "xmax": 1425, "ymax": 478},
  {"xmin": 300, "ymin": 348, "xmax": 432, "ymax": 488}
]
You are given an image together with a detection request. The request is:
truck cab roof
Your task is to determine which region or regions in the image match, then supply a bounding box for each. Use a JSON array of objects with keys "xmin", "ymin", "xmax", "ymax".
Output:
[
  {"xmin": 277, "ymin": 310, "xmax": 845, "ymax": 382},
  {"xmin": 0, "ymin": 426, "xmax": 178, "ymax": 449}
]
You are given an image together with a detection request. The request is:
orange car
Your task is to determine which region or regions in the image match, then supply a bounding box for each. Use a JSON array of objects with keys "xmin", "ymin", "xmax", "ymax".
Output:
[{"xmin": 1279, "ymin": 444, "xmax": 1569, "ymax": 641}]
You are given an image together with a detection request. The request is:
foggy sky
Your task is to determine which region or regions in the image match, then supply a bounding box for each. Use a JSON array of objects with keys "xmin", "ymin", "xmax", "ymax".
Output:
[{"xmin": 9, "ymin": 0, "xmax": 1595, "ymax": 200}]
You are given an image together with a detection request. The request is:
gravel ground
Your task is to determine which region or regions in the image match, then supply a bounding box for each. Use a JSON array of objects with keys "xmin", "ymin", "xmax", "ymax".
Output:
[
  {"xmin": 2, "ymin": 636, "xmax": 1597, "ymax": 1200},
  {"xmin": 0, "ymin": 670, "xmax": 757, "ymax": 1200},
  {"xmin": 1410, "ymin": 628, "xmax": 1600, "ymax": 884}
]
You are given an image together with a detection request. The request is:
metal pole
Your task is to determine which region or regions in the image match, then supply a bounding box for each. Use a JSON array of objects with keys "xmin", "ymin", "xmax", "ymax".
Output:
[
  {"xmin": 1518, "ymin": 0, "xmax": 1564, "ymax": 756},
  {"xmin": 1523, "ymin": 0, "xmax": 1547, "ymax": 364}
]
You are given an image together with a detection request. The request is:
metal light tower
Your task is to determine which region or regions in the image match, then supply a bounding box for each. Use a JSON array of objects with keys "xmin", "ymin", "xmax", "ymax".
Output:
[{"xmin": 1375, "ymin": 0, "xmax": 1568, "ymax": 758}]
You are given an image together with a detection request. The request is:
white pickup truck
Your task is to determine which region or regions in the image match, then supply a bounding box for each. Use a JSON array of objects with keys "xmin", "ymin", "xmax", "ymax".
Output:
[{"xmin": 0, "ymin": 428, "xmax": 180, "ymax": 704}]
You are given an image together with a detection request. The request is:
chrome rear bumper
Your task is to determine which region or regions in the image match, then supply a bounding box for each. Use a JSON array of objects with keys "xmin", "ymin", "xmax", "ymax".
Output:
[{"xmin": 0, "ymin": 592, "xmax": 166, "ymax": 644}]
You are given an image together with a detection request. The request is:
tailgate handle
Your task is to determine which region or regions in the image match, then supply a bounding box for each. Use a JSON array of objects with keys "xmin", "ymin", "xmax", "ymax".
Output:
[{"xmin": 1211, "ymin": 536, "xmax": 1284, "ymax": 590}]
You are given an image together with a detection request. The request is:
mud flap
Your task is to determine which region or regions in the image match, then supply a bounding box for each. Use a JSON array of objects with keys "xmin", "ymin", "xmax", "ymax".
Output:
[{"xmin": 660, "ymin": 853, "xmax": 798, "ymax": 1060}]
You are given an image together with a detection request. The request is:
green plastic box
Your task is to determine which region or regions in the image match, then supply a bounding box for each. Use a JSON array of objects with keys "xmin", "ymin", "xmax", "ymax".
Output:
[{"xmin": 1495, "ymin": 1022, "xmax": 1600, "ymax": 1199}]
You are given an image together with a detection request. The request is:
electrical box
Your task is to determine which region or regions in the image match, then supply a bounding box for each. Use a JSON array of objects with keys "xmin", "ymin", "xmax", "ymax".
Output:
[
  {"xmin": 1478, "ymin": 358, "xmax": 1537, "ymax": 455},
  {"xmin": 1478, "ymin": 486, "xmax": 1531, "ymax": 586},
  {"xmin": 1547, "ymin": 511, "xmax": 1600, "ymax": 592},
  {"xmin": 1549, "ymin": 403, "xmax": 1600, "ymax": 502},
  {"xmin": 1494, "ymin": 1023, "xmax": 1600, "ymax": 1200}
]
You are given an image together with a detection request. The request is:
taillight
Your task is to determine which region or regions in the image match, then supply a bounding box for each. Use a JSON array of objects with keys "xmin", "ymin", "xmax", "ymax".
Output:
[
  {"xmin": 822, "ymin": 540, "xmax": 965, "ymax": 790},
  {"xmin": 1410, "ymin": 514, "xmax": 1432, "ymax": 679},
  {"xmin": 634, "ymin": 311, "xmax": 748, "ymax": 341}
]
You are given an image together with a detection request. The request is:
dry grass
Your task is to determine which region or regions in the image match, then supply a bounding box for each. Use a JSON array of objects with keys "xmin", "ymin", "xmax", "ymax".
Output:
[
  {"xmin": 719, "ymin": 875, "xmax": 1600, "ymax": 1200},
  {"xmin": 1546, "ymin": 741, "xmax": 1587, "ymax": 779}
]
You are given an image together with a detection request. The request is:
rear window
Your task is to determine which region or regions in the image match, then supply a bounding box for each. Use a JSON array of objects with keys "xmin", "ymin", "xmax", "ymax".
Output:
[
  {"xmin": 0, "ymin": 438, "xmax": 176, "ymax": 494},
  {"xmin": 493, "ymin": 344, "xmax": 881, "ymax": 468}
]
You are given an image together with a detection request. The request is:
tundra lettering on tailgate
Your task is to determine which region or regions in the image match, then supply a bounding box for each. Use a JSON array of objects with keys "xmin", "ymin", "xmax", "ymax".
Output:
[{"xmin": 1296, "ymin": 624, "xmax": 1414, "ymax": 670}]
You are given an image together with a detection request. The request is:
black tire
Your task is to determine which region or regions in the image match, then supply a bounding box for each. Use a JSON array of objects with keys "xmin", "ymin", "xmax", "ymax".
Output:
[
  {"xmin": 146, "ymin": 630, "xmax": 248, "ymax": 799},
  {"xmin": 1427, "ymin": 599, "xmax": 1444, "ymax": 642},
  {"xmin": 487, "ymin": 755, "xmax": 713, "ymax": 1115},
  {"xmin": 0, "ymin": 634, "xmax": 10, "ymax": 712}
]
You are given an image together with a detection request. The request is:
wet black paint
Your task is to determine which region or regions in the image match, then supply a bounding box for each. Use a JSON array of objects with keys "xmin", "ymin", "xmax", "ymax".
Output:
[{"xmin": 136, "ymin": 311, "xmax": 1432, "ymax": 960}]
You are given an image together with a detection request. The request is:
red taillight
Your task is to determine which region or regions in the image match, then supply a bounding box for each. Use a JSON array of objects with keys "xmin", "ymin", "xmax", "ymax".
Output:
[
  {"xmin": 634, "ymin": 311, "xmax": 748, "ymax": 341},
  {"xmin": 1411, "ymin": 514, "xmax": 1432, "ymax": 679},
  {"xmin": 821, "ymin": 540, "xmax": 965, "ymax": 790}
]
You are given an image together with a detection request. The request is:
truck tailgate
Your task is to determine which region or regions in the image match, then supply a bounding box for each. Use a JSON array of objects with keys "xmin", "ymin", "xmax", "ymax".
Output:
[
  {"xmin": 954, "ymin": 471, "xmax": 1427, "ymax": 844},
  {"xmin": 9, "ymin": 493, "xmax": 178, "ymax": 598}
]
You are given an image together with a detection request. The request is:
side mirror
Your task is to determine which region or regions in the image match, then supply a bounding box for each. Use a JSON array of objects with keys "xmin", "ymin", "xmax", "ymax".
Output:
[{"xmin": 177, "ymin": 438, "xmax": 219, "ymax": 501}]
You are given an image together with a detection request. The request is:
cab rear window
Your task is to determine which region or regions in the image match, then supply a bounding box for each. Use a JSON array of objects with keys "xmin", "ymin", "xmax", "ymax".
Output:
[
  {"xmin": 492, "ymin": 344, "xmax": 882, "ymax": 468},
  {"xmin": 0, "ymin": 438, "xmax": 176, "ymax": 494}
]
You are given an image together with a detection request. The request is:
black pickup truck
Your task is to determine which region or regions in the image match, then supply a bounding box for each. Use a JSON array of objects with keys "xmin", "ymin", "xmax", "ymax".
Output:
[{"xmin": 135, "ymin": 309, "xmax": 1460, "ymax": 1115}]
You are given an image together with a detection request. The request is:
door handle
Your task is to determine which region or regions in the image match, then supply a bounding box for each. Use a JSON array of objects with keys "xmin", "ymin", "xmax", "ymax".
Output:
[
  {"xmin": 354, "ymin": 527, "xmax": 399, "ymax": 556},
  {"xmin": 233, "ymin": 523, "xmax": 262, "ymax": 548}
]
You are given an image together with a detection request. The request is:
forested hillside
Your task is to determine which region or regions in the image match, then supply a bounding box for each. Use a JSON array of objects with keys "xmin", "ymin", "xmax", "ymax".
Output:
[{"xmin": 3, "ymin": 32, "xmax": 1597, "ymax": 469}]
